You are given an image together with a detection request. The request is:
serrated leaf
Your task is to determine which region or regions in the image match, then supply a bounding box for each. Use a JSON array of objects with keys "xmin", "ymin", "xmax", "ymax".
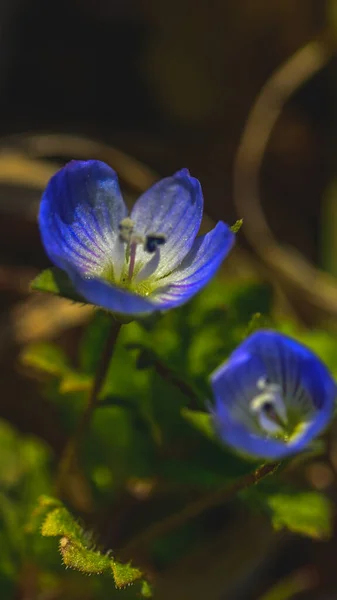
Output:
[
  {"xmin": 41, "ymin": 507, "xmax": 88, "ymax": 546},
  {"xmin": 59, "ymin": 537, "xmax": 110, "ymax": 574},
  {"xmin": 181, "ymin": 409, "xmax": 215, "ymax": 441},
  {"xmin": 37, "ymin": 498, "xmax": 150, "ymax": 588},
  {"xmin": 21, "ymin": 343, "xmax": 69, "ymax": 376},
  {"xmin": 31, "ymin": 267, "xmax": 86, "ymax": 303},
  {"xmin": 26, "ymin": 495, "xmax": 62, "ymax": 534},
  {"xmin": 267, "ymin": 492, "xmax": 332, "ymax": 539},
  {"xmin": 111, "ymin": 559, "xmax": 143, "ymax": 588}
]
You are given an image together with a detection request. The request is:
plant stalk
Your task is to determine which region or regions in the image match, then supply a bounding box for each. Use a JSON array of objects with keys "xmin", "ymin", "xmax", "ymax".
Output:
[{"xmin": 56, "ymin": 319, "xmax": 122, "ymax": 498}]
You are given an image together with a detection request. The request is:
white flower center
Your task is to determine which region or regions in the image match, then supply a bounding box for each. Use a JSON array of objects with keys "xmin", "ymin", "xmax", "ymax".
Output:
[
  {"xmin": 118, "ymin": 218, "xmax": 166, "ymax": 282},
  {"xmin": 250, "ymin": 377, "xmax": 288, "ymax": 435}
]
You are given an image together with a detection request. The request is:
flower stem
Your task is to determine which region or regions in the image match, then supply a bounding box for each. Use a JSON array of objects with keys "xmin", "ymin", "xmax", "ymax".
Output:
[
  {"xmin": 121, "ymin": 461, "xmax": 279, "ymax": 556},
  {"xmin": 152, "ymin": 357, "xmax": 201, "ymax": 410},
  {"xmin": 56, "ymin": 318, "xmax": 122, "ymax": 498}
]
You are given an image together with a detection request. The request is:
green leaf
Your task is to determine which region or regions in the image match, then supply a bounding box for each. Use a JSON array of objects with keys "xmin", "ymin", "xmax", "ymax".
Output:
[
  {"xmin": 267, "ymin": 492, "xmax": 332, "ymax": 540},
  {"xmin": 41, "ymin": 507, "xmax": 89, "ymax": 546},
  {"xmin": 140, "ymin": 580, "xmax": 153, "ymax": 598},
  {"xmin": 245, "ymin": 312, "xmax": 272, "ymax": 337},
  {"xmin": 59, "ymin": 537, "xmax": 110, "ymax": 574},
  {"xmin": 21, "ymin": 343, "xmax": 69, "ymax": 377},
  {"xmin": 31, "ymin": 267, "xmax": 86, "ymax": 303},
  {"xmin": 37, "ymin": 498, "xmax": 151, "ymax": 590},
  {"xmin": 111, "ymin": 559, "xmax": 143, "ymax": 589},
  {"xmin": 230, "ymin": 219, "xmax": 243, "ymax": 233},
  {"xmin": 181, "ymin": 409, "xmax": 215, "ymax": 441},
  {"xmin": 21, "ymin": 341, "xmax": 92, "ymax": 394},
  {"xmin": 59, "ymin": 371, "xmax": 92, "ymax": 393},
  {"xmin": 26, "ymin": 495, "xmax": 62, "ymax": 534}
]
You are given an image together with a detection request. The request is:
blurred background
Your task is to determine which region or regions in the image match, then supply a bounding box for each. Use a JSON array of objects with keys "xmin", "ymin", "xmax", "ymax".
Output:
[{"xmin": 2, "ymin": 1, "xmax": 337, "ymax": 598}]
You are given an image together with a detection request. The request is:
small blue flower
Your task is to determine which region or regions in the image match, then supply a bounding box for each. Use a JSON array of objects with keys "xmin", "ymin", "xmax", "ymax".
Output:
[
  {"xmin": 39, "ymin": 160, "xmax": 234, "ymax": 316},
  {"xmin": 210, "ymin": 330, "xmax": 336, "ymax": 460}
]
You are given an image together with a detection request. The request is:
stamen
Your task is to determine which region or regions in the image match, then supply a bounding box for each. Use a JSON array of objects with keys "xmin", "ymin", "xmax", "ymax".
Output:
[
  {"xmin": 119, "ymin": 218, "xmax": 135, "ymax": 243},
  {"xmin": 251, "ymin": 377, "xmax": 288, "ymax": 435},
  {"xmin": 145, "ymin": 233, "xmax": 166, "ymax": 254},
  {"xmin": 118, "ymin": 219, "xmax": 166, "ymax": 284}
]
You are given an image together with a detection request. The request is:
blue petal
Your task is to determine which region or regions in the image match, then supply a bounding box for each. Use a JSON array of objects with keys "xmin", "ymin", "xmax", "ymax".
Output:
[
  {"xmin": 39, "ymin": 160, "xmax": 127, "ymax": 275},
  {"xmin": 151, "ymin": 222, "xmax": 235, "ymax": 308},
  {"xmin": 210, "ymin": 330, "xmax": 336, "ymax": 460},
  {"xmin": 131, "ymin": 169, "xmax": 203, "ymax": 277},
  {"xmin": 69, "ymin": 270, "xmax": 157, "ymax": 315}
]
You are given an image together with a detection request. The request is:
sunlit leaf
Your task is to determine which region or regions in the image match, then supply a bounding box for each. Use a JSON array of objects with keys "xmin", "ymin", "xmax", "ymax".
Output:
[
  {"xmin": 230, "ymin": 219, "xmax": 243, "ymax": 233},
  {"xmin": 267, "ymin": 492, "xmax": 332, "ymax": 540},
  {"xmin": 31, "ymin": 267, "xmax": 85, "ymax": 303},
  {"xmin": 21, "ymin": 343, "xmax": 69, "ymax": 377},
  {"xmin": 59, "ymin": 537, "xmax": 110, "ymax": 574},
  {"xmin": 181, "ymin": 409, "xmax": 215, "ymax": 441},
  {"xmin": 42, "ymin": 507, "xmax": 89, "ymax": 546},
  {"xmin": 111, "ymin": 560, "xmax": 143, "ymax": 588}
]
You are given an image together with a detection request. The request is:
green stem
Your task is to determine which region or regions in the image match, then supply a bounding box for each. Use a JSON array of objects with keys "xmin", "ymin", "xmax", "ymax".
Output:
[
  {"xmin": 153, "ymin": 357, "xmax": 201, "ymax": 409},
  {"xmin": 56, "ymin": 318, "xmax": 122, "ymax": 497},
  {"xmin": 122, "ymin": 461, "xmax": 279, "ymax": 556}
]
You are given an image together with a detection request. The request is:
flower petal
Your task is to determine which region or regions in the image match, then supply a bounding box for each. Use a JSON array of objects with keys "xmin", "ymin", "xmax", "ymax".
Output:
[
  {"xmin": 151, "ymin": 221, "xmax": 235, "ymax": 308},
  {"xmin": 130, "ymin": 169, "xmax": 203, "ymax": 277},
  {"xmin": 69, "ymin": 270, "xmax": 158, "ymax": 315},
  {"xmin": 39, "ymin": 160, "xmax": 127, "ymax": 276},
  {"xmin": 210, "ymin": 331, "xmax": 336, "ymax": 460}
]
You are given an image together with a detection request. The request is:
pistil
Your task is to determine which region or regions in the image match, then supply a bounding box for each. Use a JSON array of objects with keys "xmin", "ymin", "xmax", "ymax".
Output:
[
  {"xmin": 118, "ymin": 217, "xmax": 167, "ymax": 287},
  {"xmin": 251, "ymin": 377, "xmax": 288, "ymax": 436},
  {"xmin": 127, "ymin": 235, "xmax": 144, "ymax": 281}
]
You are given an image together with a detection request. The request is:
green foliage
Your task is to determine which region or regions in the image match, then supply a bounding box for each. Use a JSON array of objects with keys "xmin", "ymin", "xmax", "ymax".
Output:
[
  {"xmin": 35, "ymin": 496, "xmax": 150, "ymax": 591},
  {"xmin": 180, "ymin": 409, "xmax": 215, "ymax": 441},
  {"xmin": 31, "ymin": 267, "xmax": 86, "ymax": 303},
  {"xmin": 111, "ymin": 560, "xmax": 143, "ymax": 588},
  {"xmin": 12, "ymin": 272, "xmax": 337, "ymax": 597},
  {"xmin": 243, "ymin": 479, "xmax": 333, "ymax": 541},
  {"xmin": 21, "ymin": 342, "xmax": 70, "ymax": 376},
  {"xmin": 266, "ymin": 492, "xmax": 332, "ymax": 540},
  {"xmin": 21, "ymin": 342, "xmax": 92, "ymax": 393},
  {"xmin": 230, "ymin": 219, "xmax": 243, "ymax": 233}
]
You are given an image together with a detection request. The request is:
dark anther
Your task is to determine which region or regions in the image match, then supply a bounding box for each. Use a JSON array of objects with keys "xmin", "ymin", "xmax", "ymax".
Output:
[
  {"xmin": 262, "ymin": 401, "xmax": 274, "ymax": 413},
  {"xmin": 145, "ymin": 234, "xmax": 166, "ymax": 253}
]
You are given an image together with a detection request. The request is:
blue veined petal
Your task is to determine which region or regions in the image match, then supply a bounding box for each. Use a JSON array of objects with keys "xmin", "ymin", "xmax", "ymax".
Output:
[
  {"xmin": 151, "ymin": 222, "xmax": 235, "ymax": 308},
  {"xmin": 210, "ymin": 330, "xmax": 336, "ymax": 460},
  {"xmin": 131, "ymin": 169, "xmax": 203, "ymax": 277},
  {"xmin": 39, "ymin": 160, "xmax": 127, "ymax": 275},
  {"xmin": 69, "ymin": 270, "xmax": 157, "ymax": 315}
]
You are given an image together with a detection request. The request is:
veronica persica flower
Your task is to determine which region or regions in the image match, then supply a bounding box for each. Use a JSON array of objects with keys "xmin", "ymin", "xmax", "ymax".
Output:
[
  {"xmin": 211, "ymin": 330, "xmax": 336, "ymax": 460},
  {"xmin": 39, "ymin": 160, "xmax": 234, "ymax": 315}
]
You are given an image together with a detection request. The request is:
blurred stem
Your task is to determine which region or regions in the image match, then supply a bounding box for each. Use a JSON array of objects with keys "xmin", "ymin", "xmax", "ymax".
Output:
[
  {"xmin": 233, "ymin": 28, "xmax": 337, "ymax": 322},
  {"xmin": 56, "ymin": 318, "xmax": 122, "ymax": 498},
  {"xmin": 121, "ymin": 461, "xmax": 279, "ymax": 557},
  {"xmin": 152, "ymin": 357, "xmax": 201, "ymax": 409}
]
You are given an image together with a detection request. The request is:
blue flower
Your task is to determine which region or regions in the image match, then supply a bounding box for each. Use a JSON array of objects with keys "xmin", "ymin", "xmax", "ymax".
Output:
[
  {"xmin": 210, "ymin": 330, "xmax": 336, "ymax": 460},
  {"xmin": 39, "ymin": 160, "xmax": 234, "ymax": 316}
]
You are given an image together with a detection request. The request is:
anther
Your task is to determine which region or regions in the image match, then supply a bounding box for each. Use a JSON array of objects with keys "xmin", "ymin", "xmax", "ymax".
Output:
[
  {"xmin": 119, "ymin": 218, "xmax": 135, "ymax": 243},
  {"xmin": 257, "ymin": 376, "xmax": 271, "ymax": 390},
  {"xmin": 145, "ymin": 233, "xmax": 167, "ymax": 254}
]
